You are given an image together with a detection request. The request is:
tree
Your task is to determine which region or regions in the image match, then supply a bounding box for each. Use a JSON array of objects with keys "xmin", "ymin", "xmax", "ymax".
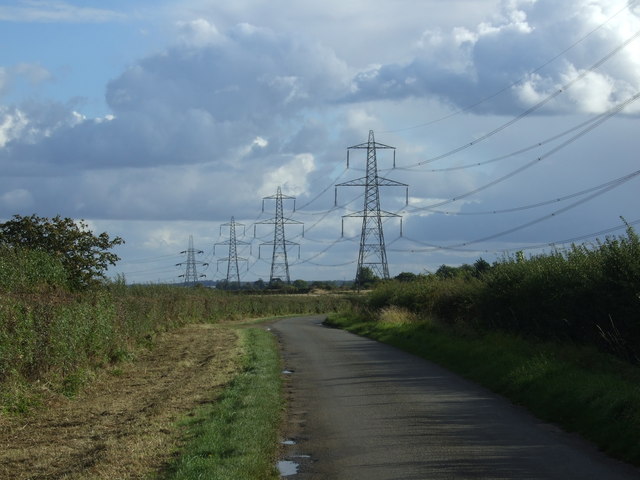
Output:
[
  {"xmin": 435, "ymin": 264, "xmax": 458, "ymax": 279},
  {"xmin": 0, "ymin": 214, "xmax": 124, "ymax": 289},
  {"xmin": 355, "ymin": 266, "xmax": 377, "ymax": 289},
  {"xmin": 473, "ymin": 257, "xmax": 491, "ymax": 277},
  {"xmin": 292, "ymin": 279, "xmax": 309, "ymax": 292},
  {"xmin": 395, "ymin": 271, "xmax": 418, "ymax": 282}
]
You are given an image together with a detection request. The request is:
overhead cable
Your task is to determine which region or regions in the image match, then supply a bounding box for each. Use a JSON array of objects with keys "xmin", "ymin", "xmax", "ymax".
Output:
[
  {"xmin": 383, "ymin": 0, "xmax": 639, "ymax": 134},
  {"xmin": 399, "ymin": 28, "xmax": 640, "ymax": 168}
]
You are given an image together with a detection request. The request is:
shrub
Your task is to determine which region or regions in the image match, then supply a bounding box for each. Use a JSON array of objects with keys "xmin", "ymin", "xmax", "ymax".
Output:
[
  {"xmin": 0, "ymin": 214, "xmax": 123, "ymax": 289},
  {"xmin": 0, "ymin": 246, "xmax": 68, "ymax": 292}
]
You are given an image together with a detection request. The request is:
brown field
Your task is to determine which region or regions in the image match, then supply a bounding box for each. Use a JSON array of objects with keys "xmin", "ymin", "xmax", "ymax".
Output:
[{"xmin": 0, "ymin": 323, "xmax": 243, "ymax": 479}]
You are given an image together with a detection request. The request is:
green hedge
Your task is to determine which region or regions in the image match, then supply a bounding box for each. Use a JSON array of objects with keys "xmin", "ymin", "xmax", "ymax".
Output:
[{"xmin": 367, "ymin": 226, "xmax": 640, "ymax": 362}]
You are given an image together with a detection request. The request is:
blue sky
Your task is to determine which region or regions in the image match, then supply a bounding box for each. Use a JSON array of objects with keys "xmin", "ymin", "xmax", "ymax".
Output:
[{"xmin": 1, "ymin": 0, "xmax": 640, "ymax": 283}]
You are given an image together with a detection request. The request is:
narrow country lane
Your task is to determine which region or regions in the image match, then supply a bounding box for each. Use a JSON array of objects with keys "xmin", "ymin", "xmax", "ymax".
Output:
[{"xmin": 270, "ymin": 316, "xmax": 640, "ymax": 480}]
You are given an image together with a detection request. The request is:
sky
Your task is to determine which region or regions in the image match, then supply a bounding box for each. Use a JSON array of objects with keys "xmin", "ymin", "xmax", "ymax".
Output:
[{"xmin": 1, "ymin": 0, "xmax": 640, "ymax": 284}]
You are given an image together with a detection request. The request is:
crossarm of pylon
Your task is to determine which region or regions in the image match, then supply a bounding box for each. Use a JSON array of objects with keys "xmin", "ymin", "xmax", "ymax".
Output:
[
  {"xmin": 342, "ymin": 210, "xmax": 401, "ymax": 218},
  {"xmin": 255, "ymin": 217, "xmax": 303, "ymax": 224},
  {"xmin": 336, "ymin": 177, "xmax": 366, "ymax": 187},
  {"xmin": 347, "ymin": 141, "xmax": 395, "ymax": 150},
  {"xmin": 377, "ymin": 177, "xmax": 408, "ymax": 187},
  {"xmin": 215, "ymin": 239, "xmax": 250, "ymax": 246},
  {"xmin": 260, "ymin": 240, "xmax": 300, "ymax": 246}
]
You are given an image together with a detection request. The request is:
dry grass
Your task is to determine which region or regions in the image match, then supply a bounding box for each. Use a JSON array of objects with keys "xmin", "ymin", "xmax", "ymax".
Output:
[
  {"xmin": 377, "ymin": 305, "xmax": 420, "ymax": 324},
  {"xmin": 0, "ymin": 324, "xmax": 244, "ymax": 480}
]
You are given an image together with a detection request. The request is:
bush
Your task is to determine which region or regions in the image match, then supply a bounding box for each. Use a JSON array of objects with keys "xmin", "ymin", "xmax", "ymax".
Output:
[
  {"xmin": 0, "ymin": 246, "xmax": 68, "ymax": 292},
  {"xmin": 364, "ymin": 227, "xmax": 640, "ymax": 362},
  {"xmin": 0, "ymin": 214, "xmax": 123, "ymax": 289}
]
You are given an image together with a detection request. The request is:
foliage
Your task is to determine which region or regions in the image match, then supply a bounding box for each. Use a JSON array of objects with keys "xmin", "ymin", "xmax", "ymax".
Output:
[
  {"xmin": 292, "ymin": 279, "xmax": 310, "ymax": 292},
  {"xmin": 0, "ymin": 214, "xmax": 124, "ymax": 289},
  {"xmin": 363, "ymin": 226, "xmax": 640, "ymax": 362},
  {"xmin": 355, "ymin": 266, "xmax": 378, "ymax": 288},
  {"xmin": 479, "ymin": 226, "xmax": 640, "ymax": 360},
  {"xmin": 0, "ymin": 245, "xmax": 68, "ymax": 292},
  {"xmin": 394, "ymin": 271, "xmax": 419, "ymax": 282}
]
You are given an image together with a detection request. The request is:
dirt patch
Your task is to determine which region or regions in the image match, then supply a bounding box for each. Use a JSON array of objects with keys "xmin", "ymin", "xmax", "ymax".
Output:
[{"xmin": 0, "ymin": 323, "xmax": 244, "ymax": 479}]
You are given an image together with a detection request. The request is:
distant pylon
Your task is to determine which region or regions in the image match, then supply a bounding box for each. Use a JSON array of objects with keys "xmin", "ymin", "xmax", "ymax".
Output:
[
  {"xmin": 176, "ymin": 235, "xmax": 208, "ymax": 286},
  {"xmin": 336, "ymin": 130, "xmax": 408, "ymax": 285},
  {"xmin": 256, "ymin": 186, "xmax": 303, "ymax": 284},
  {"xmin": 214, "ymin": 216, "xmax": 249, "ymax": 289}
]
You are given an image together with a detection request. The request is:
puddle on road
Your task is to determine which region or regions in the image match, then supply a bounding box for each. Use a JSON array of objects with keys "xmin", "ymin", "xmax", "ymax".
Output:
[{"xmin": 277, "ymin": 460, "xmax": 299, "ymax": 476}]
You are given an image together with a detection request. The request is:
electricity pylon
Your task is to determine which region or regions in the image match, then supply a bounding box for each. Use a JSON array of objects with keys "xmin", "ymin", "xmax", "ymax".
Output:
[
  {"xmin": 176, "ymin": 235, "xmax": 208, "ymax": 286},
  {"xmin": 214, "ymin": 216, "xmax": 249, "ymax": 289},
  {"xmin": 256, "ymin": 186, "xmax": 303, "ymax": 284},
  {"xmin": 336, "ymin": 130, "xmax": 408, "ymax": 285}
]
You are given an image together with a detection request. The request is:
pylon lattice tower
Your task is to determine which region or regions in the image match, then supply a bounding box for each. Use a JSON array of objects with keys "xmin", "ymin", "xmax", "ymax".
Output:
[
  {"xmin": 214, "ymin": 216, "xmax": 249, "ymax": 289},
  {"xmin": 336, "ymin": 130, "xmax": 408, "ymax": 285},
  {"xmin": 176, "ymin": 235, "xmax": 208, "ymax": 286},
  {"xmin": 256, "ymin": 186, "xmax": 303, "ymax": 284}
]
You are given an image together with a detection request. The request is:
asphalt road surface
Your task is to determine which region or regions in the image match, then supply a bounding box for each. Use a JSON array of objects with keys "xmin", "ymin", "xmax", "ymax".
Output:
[{"xmin": 271, "ymin": 315, "xmax": 640, "ymax": 480}]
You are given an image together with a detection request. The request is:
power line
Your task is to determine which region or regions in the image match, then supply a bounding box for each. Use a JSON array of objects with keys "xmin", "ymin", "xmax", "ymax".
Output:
[
  {"xmin": 397, "ymin": 28, "xmax": 640, "ymax": 169},
  {"xmin": 397, "ymin": 175, "xmax": 636, "ymax": 253},
  {"xmin": 391, "ymin": 217, "xmax": 640, "ymax": 255},
  {"xmin": 397, "ymin": 100, "xmax": 636, "ymax": 172},
  {"xmin": 423, "ymin": 168, "xmax": 640, "ymax": 216},
  {"xmin": 382, "ymin": 0, "xmax": 639, "ymax": 134},
  {"xmin": 404, "ymin": 91, "xmax": 640, "ymax": 212}
]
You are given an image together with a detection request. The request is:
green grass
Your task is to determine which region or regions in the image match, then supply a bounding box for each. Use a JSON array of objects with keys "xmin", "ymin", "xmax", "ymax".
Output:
[
  {"xmin": 327, "ymin": 312, "xmax": 640, "ymax": 466},
  {"xmin": 163, "ymin": 327, "xmax": 283, "ymax": 480}
]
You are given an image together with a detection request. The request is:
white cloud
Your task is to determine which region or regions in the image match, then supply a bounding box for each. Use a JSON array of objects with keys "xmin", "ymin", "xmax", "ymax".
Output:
[
  {"xmin": 346, "ymin": 108, "xmax": 380, "ymax": 132},
  {"xmin": 0, "ymin": 63, "xmax": 53, "ymax": 99},
  {"xmin": 0, "ymin": 1, "xmax": 125, "ymax": 23},
  {"xmin": 12, "ymin": 63, "xmax": 53, "ymax": 84},
  {"xmin": 348, "ymin": 0, "xmax": 640, "ymax": 115},
  {"xmin": 0, "ymin": 107, "xmax": 28, "ymax": 147},
  {"xmin": 177, "ymin": 18, "xmax": 224, "ymax": 46},
  {"xmin": 260, "ymin": 153, "xmax": 316, "ymax": 198},
  {"xmin": 0, "ymin": 188, "xmax": 34, "ymax": 210}
]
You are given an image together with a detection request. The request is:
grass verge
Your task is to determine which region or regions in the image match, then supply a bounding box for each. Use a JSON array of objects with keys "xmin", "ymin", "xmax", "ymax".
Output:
[
  {"xmin": 326, "ymin": 312, "xmax": 640, "ymax": 466},
  {"xmin": 163, "ymin": 327, "xmax": 282, "ymax": 480}
]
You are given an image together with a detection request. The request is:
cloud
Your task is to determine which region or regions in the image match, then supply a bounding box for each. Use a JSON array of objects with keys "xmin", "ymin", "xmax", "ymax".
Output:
[
  {"xmin": 0, "ymin": 107, "xmax": 28, "ymax": 147},
  {"xmin": 0, "ymin": 63, "xmax": 53, "ymax": 98},
  {"xmin": 0, "ymin": 22, "xmax": 350, "ymax": 177},
  {"xmin": 106, "ymin": 21, "xmax": 349, "ymax": 119},
  {"xmin": 0, "ymin": 101, "xmax": 83, "ymax": 151},
  {"xmin": 0, "ymin": 188, "xmax": 34, "ymax": 210},
  {"xmin": 176, "ymin": 18, "xmax": 224, "ymax": 46},
  {"xmin": 0, "ymin": 1, "xmax": 125, "ymax": 23},
  {"xmin": 347, "ymin": 0, "xmax": 640, "ymax": 114},
  {"xmin": 2, "ymin": 3, "xmax": 639, "ymax": 283},
  {"xmin": 0, "ymin": 22, "xmax": 355, "ymax": 222},
  {"xmin": 260, "ymin": 153, "xmax": 316, "ymax": 198}
]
